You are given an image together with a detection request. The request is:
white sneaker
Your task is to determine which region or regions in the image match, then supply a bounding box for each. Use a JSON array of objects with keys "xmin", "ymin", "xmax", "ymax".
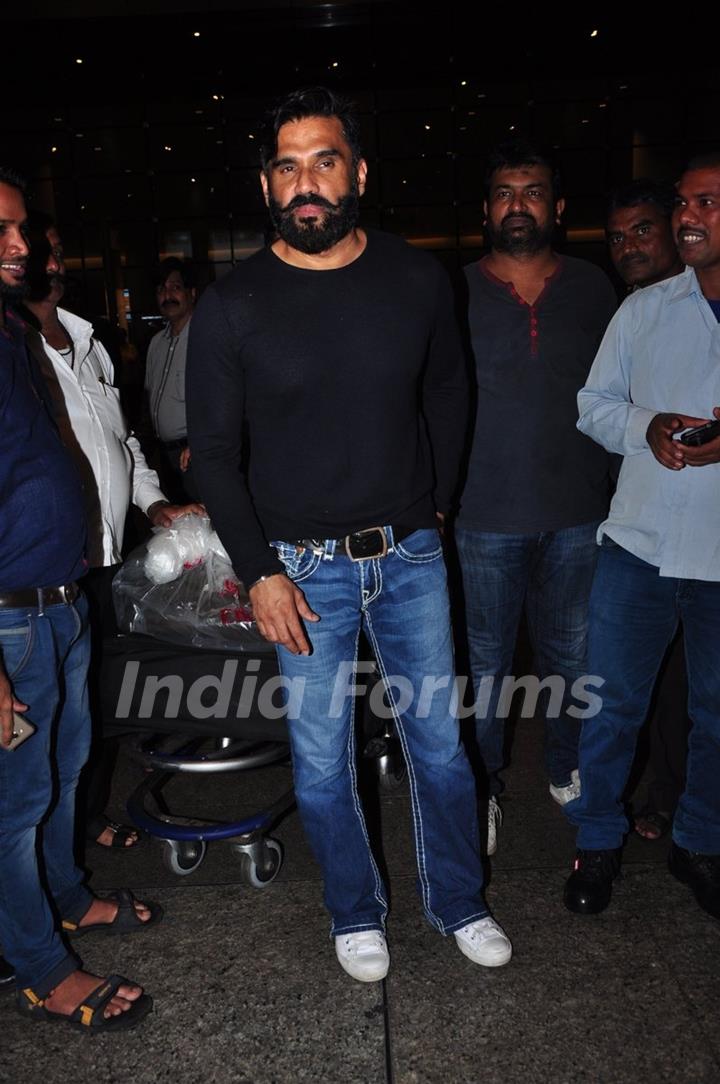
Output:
[
  {"xmin": 487, "ymin": 796, "xmax": 502, "ymax": 856},
  {"xmin": 549, "ymin": 768, "xmax": 581, "ymax": 806},
  {"xmin": 454, "ymin": 917, "xmax": 512, "ymax": 968},
  {"xmin": 335, "ymin": 930, "xmax": 389, "ymax": 982}
]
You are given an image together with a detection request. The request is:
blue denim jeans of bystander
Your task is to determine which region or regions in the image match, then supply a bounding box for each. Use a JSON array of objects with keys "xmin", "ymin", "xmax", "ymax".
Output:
[
  {"xmin": 273, "ymin": 528, "xmax": 487, "ymax": 937},
  {"xmin": 455, "ymin": 522, "xmax": 600, "ymax": 795},
  {"xmin": 565, "ymin": 539, "xmax": 720, "ymax": 852},
  {"xmin": 0, "ymin": 594, "xmax": 94, "ymax": 993}
]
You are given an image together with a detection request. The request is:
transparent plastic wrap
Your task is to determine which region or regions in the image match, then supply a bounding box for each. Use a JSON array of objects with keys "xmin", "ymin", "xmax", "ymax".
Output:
[{"xmin": 112, "ymin": 514, "xmax": 271, "ymax": 652}]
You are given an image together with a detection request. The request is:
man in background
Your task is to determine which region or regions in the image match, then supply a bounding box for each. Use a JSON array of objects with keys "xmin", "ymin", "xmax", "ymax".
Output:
[
  {"xmin": 564, "ymin": 154, "xmax": 720, "ymax": 918},
  {"xmin": 455, "ymin": 138, "xmax": 617, "ymax": 855},
  {"xmin": 605, "ymin": 179, "xmax": 689, "ymax": 842},
  {"xmin": 606, "ymin": 178, "xmax": 684, "ymax": 290},
  {"xmin": 21, "ymin": 211, "xmax": 203, "ymax": 852},
  {"xmin": 145, "ymin": 257, "xmax": 199, "ymax": 501}
]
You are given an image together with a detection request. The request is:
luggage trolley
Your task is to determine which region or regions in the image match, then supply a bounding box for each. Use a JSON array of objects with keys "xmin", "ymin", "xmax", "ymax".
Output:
[{"xmin": 100, "ymin": 634, "xmax": 293, "ymax": 883}]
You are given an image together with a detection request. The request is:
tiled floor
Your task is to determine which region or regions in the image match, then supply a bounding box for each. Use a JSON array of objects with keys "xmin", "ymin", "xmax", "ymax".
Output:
[{"xmin": 3, "ymin": 721, "xmax": 718, "ymax": 1084}]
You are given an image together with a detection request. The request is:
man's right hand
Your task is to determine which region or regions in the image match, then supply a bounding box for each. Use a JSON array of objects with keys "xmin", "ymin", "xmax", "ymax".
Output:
[
  {"xmin": 646, "ymin": 412, "xmax": 712, "ymax": 470},
  {"xmin": 249, "ymin": 573, "xmax": 319, "ymax": 655},
  {"xmin": 0, "ymin": 662, "xmax": 27, "ymax": 749}
]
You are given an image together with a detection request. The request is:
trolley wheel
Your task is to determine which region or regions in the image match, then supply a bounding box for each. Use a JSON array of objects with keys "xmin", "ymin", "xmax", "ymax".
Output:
[
  {"xmin": 237, "ymin": 838, "xmax": 283, "ymax": 889},
  {"xmin": 161, "ymin": 838, "xmax": 207, "ymax": 876},
  {"xmin": 376, "ymin": 753, "xmax": 407, "ymax": 793}
]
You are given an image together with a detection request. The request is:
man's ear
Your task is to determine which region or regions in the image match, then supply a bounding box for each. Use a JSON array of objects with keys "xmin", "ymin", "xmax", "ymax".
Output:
[
  {"xmin": 555, "ymin": 197, "xmax": 566, "ymax": 224},
  {"xmin": 355, "ymin": 158, "xmax": 368, "ymax": 198},
  {"xmin": 260, "ymin": 169, "xmax": 270, "ymax": 208}
]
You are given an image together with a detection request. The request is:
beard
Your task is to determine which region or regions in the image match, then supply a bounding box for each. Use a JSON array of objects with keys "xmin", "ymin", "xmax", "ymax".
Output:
[
  {"xmin": 0, "ymin": 277, "xmax": 29, "ymax": 301},
  {"xmin": 268, "ymin": 185, "xmax": 360, "ymax": 255},
  {"xmin": 26, "ymin": 269, "xmax": 65, "ymax": 303},
  {"xmin": 485, "ymin": 212, "xmax": 555, "ymax": 256}
]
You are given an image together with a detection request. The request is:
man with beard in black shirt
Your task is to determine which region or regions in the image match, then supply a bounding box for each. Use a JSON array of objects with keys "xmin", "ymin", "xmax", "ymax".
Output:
[
  {"xmin": 454, "ymin": 140, "xmax": 617, "ymax": 857},
  {"xmin": 188, "ymin": 88, "xmax": 512, "ymax": 982}
]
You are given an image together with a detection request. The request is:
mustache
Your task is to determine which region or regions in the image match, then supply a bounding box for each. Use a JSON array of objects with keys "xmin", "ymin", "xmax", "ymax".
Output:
[
  {"xmin": 501, "ymin": 212, "xmax": 535, "ymax": 226},
  {"xmin": 618, "ymin": 253, "xmax": 649, "ymax": 265},
  {"xmin": 283, "ymin": 193, "xmax": 339, "ymax": 214}
]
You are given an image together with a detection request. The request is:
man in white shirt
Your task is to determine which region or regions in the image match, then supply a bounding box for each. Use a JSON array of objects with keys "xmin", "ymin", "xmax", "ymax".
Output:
[{"xmin": 22, "ymin": 212, "xmax": 203, "ymax": 848}]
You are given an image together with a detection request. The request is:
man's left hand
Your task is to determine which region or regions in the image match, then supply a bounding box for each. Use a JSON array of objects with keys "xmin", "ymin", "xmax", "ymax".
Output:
[
  {"xmin": 179, "ymin": 447, "xmax": 192, "ymax": 472},
  {"xmin": 682, "ymin": 407, "xmax": 720, "ymax": 467},
  {"xmin": 147, "ymin": 501, "xmax": 206, "ymax": 528}
]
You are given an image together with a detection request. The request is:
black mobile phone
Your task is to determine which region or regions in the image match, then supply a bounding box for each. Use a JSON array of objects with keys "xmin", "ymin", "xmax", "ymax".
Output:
[{"xmin": 678, "ymin": 419, "xmax": 720, "ymax": 447}]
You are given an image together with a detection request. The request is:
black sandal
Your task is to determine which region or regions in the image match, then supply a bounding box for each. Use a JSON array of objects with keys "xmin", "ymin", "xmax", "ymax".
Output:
[
  {"xmin": 87, "ymin": 815, "xmax": 141, "ymax": 849},
  {"xmin": 63, "ymin": 889, "xmax": 164, "ymax": 938},
  {"xmin": 17, "ymin": 974, "xmax": 153, "ymax": 1032}
]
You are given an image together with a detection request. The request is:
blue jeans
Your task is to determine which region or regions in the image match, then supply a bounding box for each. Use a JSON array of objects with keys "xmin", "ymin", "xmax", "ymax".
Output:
[
  {"xmin": 455, "ymin": 522, "xmax": 600, "ymax": 795},
  {"xmin": 273, "ymin": 529, "xmax": 486, "ymax": 937},
  {"xmin": 565, "ymin": 539, "xmax": 720, "ymax": 852},
  {"xmin": 0, "ymin": 594, "xmax": 93, "ymax": 993}
]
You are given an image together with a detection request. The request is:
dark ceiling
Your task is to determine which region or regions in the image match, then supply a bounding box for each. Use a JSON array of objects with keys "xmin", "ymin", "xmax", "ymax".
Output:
[{"xmin": 4, "ymin": 4, "xmax": 699, "ymax": 111}]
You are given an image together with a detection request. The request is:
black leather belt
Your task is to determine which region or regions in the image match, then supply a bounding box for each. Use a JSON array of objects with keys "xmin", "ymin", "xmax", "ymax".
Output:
[
  {"xmin": 294, "ymin": 526, "xmax": 414, "ymax": 562},
  {"xmin": 0, "ymin": 583, "xmax": 80, "ymax": 609}
]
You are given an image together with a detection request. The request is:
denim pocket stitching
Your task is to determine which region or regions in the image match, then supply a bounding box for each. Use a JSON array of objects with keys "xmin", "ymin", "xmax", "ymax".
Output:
[
  {"xmin": 0, "ymin": 618, "xmax": 35, "ymax": 679},
  {"xmin": 272, "ymin": 544, "xmax": 321, "ymax": 583},
  {"xmin": 394, "ymin": 532, "xmax": 443, "ymax": 564}
]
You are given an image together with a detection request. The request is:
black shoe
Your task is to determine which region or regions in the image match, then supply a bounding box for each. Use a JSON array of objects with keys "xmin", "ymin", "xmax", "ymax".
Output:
[
  {"xmin": 668, "ymin": 842, "xmax": 720, "ymax": 919},
  {"xmin": 0, "ymin": 955, "xmax": 16, "ymax": 994},
  {"xmin": 563, "ymin": 848, "xmax": 621, "ymax": 914}
]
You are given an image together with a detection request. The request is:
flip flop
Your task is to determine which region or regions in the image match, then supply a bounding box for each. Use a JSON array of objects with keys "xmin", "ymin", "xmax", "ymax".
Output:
[
  {"xmin": 17, "ymin": 974, "xmax": 153, "ymax": 1032},
  {"xmin": 63, "ymin": 889, "xmax": 164, "ymax": 938}
]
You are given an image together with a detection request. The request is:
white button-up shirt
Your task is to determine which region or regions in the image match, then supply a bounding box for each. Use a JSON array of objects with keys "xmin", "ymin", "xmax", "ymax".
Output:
[
  {"xmin": 577, "ymin": 267, "xmax": 720, "ymax": 581},
  {"xmin": 36, "ymin": 308, "xmax": 165, "ymax": 567}
]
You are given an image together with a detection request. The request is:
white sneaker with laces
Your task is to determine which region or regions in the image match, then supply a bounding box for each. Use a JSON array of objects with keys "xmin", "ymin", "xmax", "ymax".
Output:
[
  {"xmin": 335, "ymin": 930, "xmax": 390, "ymax": 982},
  {"xmin": 487, "ymin": 796, "xmax": 502, "ymax": 856},
  {"xmin": 549, "ymin": 768, "xmax": 581, "ymax": 806},
  {"xmin": 454, "ymin": 916, "xmax": 512, "ymax": 968}
]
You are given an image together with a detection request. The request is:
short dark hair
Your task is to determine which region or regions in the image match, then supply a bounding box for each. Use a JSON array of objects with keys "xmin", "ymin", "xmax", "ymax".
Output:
[
  {"xmin": 153, "ymin": 257, "xmax": 197, "ymax": 291},
  {"xmin": 0, "ymin": 167, "xmax": 27, "ymax": 194},
  {"xmin": 259, "ymin": 86, "xmax": 363, "ymax": 171},
  {"xmin": 606, "ymin": 178, "xmax": 676, "ymax": 220},
  {"xmin": 683, "ymin": 150, "xmax": 720, "ymax": 173},
  {"xmin": 485, "ymin": 138, "xmax": 562, "ymax": 202}
]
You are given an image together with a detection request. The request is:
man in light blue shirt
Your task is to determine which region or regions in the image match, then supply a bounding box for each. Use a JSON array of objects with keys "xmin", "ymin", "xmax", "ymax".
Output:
[{"xmin": 562, "ymin": 154, "xmax": 720, "ymax": 919}]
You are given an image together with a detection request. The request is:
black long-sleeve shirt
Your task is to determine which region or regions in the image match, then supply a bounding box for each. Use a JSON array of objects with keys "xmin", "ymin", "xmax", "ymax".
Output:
[{"xmin": 187, "ymin": 229, "xmax": 468, "ymax": 587}]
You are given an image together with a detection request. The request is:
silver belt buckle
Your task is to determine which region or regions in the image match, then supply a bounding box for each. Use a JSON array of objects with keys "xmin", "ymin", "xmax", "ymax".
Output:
[{"xmin": 344, "ymin": 527, "xmax": 388, "ymax": 561}]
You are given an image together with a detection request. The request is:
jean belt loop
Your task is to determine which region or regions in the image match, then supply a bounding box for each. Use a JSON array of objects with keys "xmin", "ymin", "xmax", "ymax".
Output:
[
  {"xmin": 385, "ymin": 525, "xmax": 395, "ymax": 551},
  {"xmin": 323, "ymin": 538, "xmax": 337, "ymax": 560},
  {"xmin": 36, "ymin": 588, "xmax": 45, "ymax": 616}
]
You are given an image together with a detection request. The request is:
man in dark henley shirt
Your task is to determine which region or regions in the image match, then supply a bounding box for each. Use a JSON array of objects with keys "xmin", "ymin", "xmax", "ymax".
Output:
[
  {"xmin": 188, "ymin": 88, "xmax": 512, "ymax": 982},
  {"xmin": 454, "ymin": 139, "xmax": 617, "ymax": 857},
  {"xmin": 0, "ymin": 170, "xmax": 151, "ymax": 1029}
]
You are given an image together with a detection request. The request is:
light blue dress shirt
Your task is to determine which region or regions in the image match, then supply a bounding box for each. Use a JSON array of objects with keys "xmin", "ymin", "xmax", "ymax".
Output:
[{"xmin": 577, "ymin": 267, "xmax": 720, "ymax": 582}]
